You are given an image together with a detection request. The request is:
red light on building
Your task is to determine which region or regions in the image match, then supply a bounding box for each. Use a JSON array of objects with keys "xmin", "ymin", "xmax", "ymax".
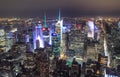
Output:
[
  {"xmin": 48, "ymin": 28, "xmax": 50, "ymax": 30},
  {"xmin": 42, "ymin": 28, "xmax": 46, "ymax": 31},
  {"xmin": 77, "ymin": 24, "xmax": 82, "ymax": 29},
  {"xmin": 42, "ymin": 28, "xmax": 50, "ymax": 31}
]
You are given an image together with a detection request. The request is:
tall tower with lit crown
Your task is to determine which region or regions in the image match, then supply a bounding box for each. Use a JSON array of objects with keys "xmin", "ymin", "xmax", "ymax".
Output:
[{"xmin": 55, "ymin": 9, "xmax": 66, "ymax": 56}]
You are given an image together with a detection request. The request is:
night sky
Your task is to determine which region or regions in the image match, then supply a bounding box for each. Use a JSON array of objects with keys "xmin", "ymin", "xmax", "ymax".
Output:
[{"xmin": 0, "ymin": 0, "xmax": 120, "ymax": 17}]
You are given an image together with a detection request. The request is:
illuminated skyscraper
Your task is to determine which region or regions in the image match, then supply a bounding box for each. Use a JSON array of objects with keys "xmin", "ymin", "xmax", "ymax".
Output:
[
  {"xmin": 55, "ymin": 9, "xmax": 63, "ymax": 46},
  {"xmin": 87, "ymin": 20, "xmax": 95, "ymax": 39},
  {"xmin": 33, "ymin": 25, "xmax": 44, "ymax": 50},
  {"xmin": 54, "ymin": 9, "xmax": 67, "ymax": 58}
]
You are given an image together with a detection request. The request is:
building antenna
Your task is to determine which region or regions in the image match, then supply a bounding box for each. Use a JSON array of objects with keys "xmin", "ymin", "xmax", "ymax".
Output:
[
  {"xmin": 58, "ymin": 8, "xmax": 61, "ymax": 21},
  {"xmin": 44, "ymin": 12, "xmax": 47, "ymax": 28}
]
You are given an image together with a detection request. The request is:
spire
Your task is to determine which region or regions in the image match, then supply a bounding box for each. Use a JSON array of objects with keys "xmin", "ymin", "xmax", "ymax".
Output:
[
  {"xmin": 58, "ymin": 8, "xmax": 61, "ymax": 21},
  {"xmin": 44, "ymin": 12, "xmax": 47, "ymax": 28}
]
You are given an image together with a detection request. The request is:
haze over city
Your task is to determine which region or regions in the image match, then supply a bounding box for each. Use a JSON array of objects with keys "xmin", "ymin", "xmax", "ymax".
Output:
[{"xmin": 0, "ymin": 0, "xmax": 120, "ymax": 17}]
